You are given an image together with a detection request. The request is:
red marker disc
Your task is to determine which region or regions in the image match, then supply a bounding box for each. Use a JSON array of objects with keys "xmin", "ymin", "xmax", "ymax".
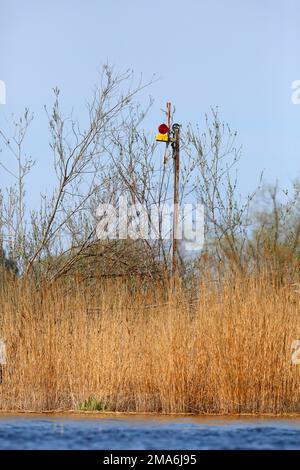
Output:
[{"xmin": 158, "ymin": 123, "xmax": 169, "ymax": 134}]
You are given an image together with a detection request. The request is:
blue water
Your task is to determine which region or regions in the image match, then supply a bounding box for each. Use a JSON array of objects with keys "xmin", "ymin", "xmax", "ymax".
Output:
[{"xmin": 0, "ymin": 415, "xmax": 300, "ymax": 449}]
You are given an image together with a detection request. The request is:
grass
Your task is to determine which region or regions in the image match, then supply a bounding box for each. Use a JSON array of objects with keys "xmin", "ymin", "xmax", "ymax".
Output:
[
  {"xmin": 78, "ymin": 396, "xmax": 110, "ymax": 411},
  {"xmin": 0, "ymin": 271, "xmax": 300, "ymax": 414}
]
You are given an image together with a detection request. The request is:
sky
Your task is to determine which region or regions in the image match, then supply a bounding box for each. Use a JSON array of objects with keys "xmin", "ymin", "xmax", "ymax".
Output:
[{"xmin": 1, "ymin": 0, "xmax": 300, "ymax": 205}]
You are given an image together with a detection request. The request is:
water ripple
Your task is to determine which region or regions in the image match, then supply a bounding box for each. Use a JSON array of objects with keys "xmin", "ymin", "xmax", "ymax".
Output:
[{"xmin": 0, "ymin": 416, "xmax": 299, "ymax": 449}]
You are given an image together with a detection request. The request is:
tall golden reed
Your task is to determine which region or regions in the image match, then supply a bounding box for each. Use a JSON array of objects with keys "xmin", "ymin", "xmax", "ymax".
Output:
[{"xmin": 0, "ymin": 271, "xmax": 300, "ymax": 414}]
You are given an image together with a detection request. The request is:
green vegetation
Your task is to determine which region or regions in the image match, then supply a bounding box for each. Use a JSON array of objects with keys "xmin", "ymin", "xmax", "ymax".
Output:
[{"xmin": 78, "ymin": 397, "xmax": 111, "ymax": 412}]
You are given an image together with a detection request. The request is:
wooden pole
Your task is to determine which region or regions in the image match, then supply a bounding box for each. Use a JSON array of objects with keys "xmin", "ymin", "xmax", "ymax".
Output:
[
  {"xmin": 172, "ymin": 123, "xmax": 180, "ymax": 289},
  {"xmin": 164, "ymin": 102, "xmax": 172, "ymax": 165}
]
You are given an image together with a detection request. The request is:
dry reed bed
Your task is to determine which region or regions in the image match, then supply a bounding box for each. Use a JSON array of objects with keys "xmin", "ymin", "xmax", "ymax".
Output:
[{"xmin": 0, "ymin": 273, "xmax": 300, "ymax": 414}]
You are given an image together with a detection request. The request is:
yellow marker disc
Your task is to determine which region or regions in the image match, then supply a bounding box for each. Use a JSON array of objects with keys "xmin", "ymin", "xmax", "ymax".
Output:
[{"xmin": 156, "ymin": 133, "xmax": 169, "ymax": 142}]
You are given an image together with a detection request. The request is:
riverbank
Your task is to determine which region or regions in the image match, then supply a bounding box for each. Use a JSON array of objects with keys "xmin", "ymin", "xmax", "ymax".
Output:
[{"xmin": 2, "ymin": 411, "xmax": 300, "ymax": 417}]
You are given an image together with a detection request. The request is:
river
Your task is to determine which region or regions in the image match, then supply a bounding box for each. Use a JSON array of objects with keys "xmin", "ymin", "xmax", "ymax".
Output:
[{"xmin": 0, "ymin": 414, "xmax": 299, "ymax": 449}]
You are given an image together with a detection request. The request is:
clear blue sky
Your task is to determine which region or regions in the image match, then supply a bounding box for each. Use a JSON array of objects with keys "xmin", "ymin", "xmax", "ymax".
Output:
[{"xmin": 1, "ymin": 0, "xmax": 300, "ymax": 202}]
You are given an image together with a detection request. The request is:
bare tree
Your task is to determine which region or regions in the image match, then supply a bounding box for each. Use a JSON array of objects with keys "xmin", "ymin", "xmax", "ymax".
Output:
[
  {"xmin": 0, "ymin": 109, "xmax": 34, "ymax": 272},
  {"xmin": 1, "ymin": 76, "xmax": 270, "ymax": 286},
  {"xmin": 0, "ymin": 66, "xmax": 154, "ymax": 281},
  {"xmin": 185, "ymin": 108, "xmax": 259, "ymax": 277}
]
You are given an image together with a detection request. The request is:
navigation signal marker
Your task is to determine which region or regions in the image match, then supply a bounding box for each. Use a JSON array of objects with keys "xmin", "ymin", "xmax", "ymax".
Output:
[{"xmin": 156, "ymin": 123, "xmax": 169, "ymax": 142}]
